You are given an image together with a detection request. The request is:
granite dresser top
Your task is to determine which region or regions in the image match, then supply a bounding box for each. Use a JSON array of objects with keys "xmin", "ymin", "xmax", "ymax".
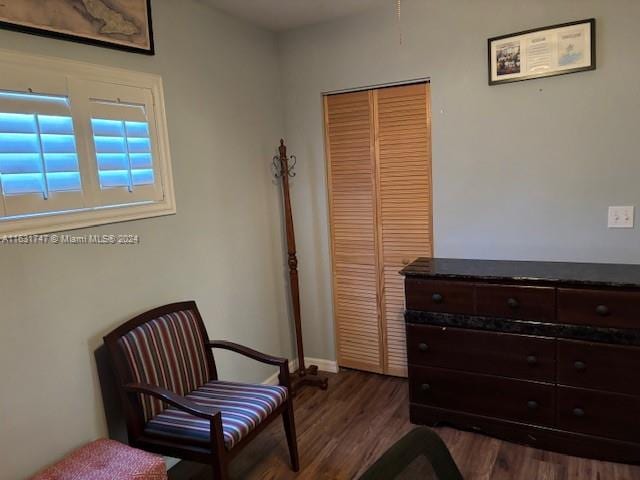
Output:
[{"xmin": 401, "ymin": 257, "xmax": 640, "ymax": 289}]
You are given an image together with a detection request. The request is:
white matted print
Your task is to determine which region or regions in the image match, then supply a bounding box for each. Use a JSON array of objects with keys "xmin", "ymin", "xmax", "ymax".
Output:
[{"xmin": 489, "ymin": 19, "xmax": 595, "ymax": 85}]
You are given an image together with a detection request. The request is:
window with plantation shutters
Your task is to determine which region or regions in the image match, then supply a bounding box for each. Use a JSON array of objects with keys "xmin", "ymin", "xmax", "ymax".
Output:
[
  {"xmin": 0, "ymin": 49, "xmax": 175, "ymax": 235},
  {"xmin": 324, "ymin": 82, "xmax": 432, "ymax": 377}
]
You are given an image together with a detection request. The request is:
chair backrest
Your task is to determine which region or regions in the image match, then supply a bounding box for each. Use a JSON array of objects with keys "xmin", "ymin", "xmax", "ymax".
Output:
[{"xmin": 105, "ymin": 301, "xmax": 215, "ymax": 423}]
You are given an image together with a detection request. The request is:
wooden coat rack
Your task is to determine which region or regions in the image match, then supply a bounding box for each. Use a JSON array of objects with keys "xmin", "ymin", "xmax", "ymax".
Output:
[{"xmin": 274, "ymin": 139, "xmax": 328, "ymax": 394}]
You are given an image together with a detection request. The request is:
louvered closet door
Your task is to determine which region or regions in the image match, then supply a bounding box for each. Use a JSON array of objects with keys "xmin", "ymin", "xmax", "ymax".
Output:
[
  {"xmin": 375, "ymin": 83, "xmax": 433, "ymax": 377},
  {"xmin": 325, "ymin": 91, "xmax": 383, "ymax": 373}
]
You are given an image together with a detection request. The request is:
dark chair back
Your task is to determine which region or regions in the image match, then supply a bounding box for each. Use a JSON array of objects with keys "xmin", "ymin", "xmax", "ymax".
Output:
[{"xmin": 104, "ymin": 301, "xmax": 217, "ymax": 430}]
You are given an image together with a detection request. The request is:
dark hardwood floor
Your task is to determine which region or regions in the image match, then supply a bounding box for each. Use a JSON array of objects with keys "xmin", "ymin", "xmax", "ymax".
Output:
[{"xmin": 169, "ymin": 369, "xmax": 640, "ymax": 480}]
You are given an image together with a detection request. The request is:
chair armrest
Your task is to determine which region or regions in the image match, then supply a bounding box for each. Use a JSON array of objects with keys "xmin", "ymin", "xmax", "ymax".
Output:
[
  {"xmin": 207, "ymin": 341, "xmax": 291, "ymax": 388},
  {"xmin": 207, "ymin": 340, "xmax": 288, "ymax": 367},
  {"xmin": 124, "ymin": 383, "xmax": 220, "ymax": 420}
]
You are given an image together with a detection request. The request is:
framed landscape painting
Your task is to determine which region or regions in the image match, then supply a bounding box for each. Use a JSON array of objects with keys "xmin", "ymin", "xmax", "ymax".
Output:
[{"xmin": 0, "ymin": 0, "xmax": 154, "ymax": 55}]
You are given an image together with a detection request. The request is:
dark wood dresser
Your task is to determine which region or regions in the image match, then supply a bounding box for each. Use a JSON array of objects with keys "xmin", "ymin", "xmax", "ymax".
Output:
[{"xmin": 402, "ymin": 258, "xmax": 640, "ymax": 463}]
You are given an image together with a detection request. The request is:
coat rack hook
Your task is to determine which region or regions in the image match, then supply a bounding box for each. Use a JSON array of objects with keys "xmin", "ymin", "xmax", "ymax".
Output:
[{"xmin": 273, "ymin": 141, "xmax": 297, "ymax": 178}]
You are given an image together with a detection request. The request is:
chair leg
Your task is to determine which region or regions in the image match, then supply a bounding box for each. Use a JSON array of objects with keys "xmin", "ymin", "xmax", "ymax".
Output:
[
  {"xmin": 282, "ymin": 399, "xmax": 300, "ymax": 472},
  {"xmin": 211, "ymin": 457, "xmax": 228, "ymax": 480}
]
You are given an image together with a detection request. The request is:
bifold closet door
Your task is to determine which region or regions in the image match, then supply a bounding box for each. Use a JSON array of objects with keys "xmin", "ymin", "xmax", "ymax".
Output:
[
  {"xmin": 374, "ymin": 83, "xmax": 433, "ymax": 377},
  {"xmin": 324, "ymin": 91, "xmax": 383, "ymax": 373},
  {"xmin": 325, "ymin": 83, "xmax": 432, "ymax": 376}
]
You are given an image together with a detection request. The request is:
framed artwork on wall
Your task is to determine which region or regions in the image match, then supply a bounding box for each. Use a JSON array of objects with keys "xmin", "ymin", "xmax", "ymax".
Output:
[
  {"xmin": 0, "ymin": 0, "xmax": 155, "ymax": 55},
  {"xmin": 488, "ymin": 19, "xmax": 595, "ymax": 85}
]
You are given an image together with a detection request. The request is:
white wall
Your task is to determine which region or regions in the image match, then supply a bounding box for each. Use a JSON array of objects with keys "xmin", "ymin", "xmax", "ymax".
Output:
[
  {"xmin": 278, "ymin": 0, "xmax": 640, "ymax": 361},
  {"xmin": 0, "ymin": 2, "xmax": 293, "ymax": 479}
]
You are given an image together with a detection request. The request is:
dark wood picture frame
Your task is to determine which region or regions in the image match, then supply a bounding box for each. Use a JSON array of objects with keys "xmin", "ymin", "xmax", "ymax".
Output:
[
  {"xmin": 0, "ymin": 0, "xmax": 155, "ymax": 55},
  {"xmin": 488, "ymin": 18, "xmax": 596, "ymax": 86}
]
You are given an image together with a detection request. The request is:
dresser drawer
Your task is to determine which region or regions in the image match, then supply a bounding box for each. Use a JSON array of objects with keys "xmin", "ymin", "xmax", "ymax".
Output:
[
  {"xmin": 476, "ymin": 284, "xmax": 555, "ymax": 322},
  {"xmin": 558, "ymin": 340, "xmax": 640, "ymax": 396},
  {"xmin": 558, "ymin": 288, "xmax": 640, "ymax": 329},
  {"xmin": 558, "ymin": 387, "xmax": 640, "ymax": 443},
  {"xmin": 405, "ymin": 279, "xmax": 474, "ymax": 314},
  {"xmin": 410, "ymin": 366, "xmax": 555, "ymax": 426},
  {"xmin": 407, "ymin": 324, "xmax": 556, "ymax": 382}
]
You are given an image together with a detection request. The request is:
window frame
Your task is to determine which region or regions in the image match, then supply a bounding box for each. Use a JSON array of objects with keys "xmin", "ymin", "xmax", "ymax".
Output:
[{"xmin": 0, "ymin": 48, "xmax": 176, "ymax": 236}]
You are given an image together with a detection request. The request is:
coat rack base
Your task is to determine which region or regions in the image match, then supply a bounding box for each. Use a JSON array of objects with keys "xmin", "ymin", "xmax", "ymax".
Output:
[{"xmin": 291, "ymin": 366, "xmax": 329, "ymax": 395}]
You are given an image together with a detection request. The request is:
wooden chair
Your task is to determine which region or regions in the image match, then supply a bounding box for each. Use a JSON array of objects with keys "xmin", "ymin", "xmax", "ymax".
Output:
[{"xmin": 104, "ymin": 301, "xmax": 299, "ymax": 480}]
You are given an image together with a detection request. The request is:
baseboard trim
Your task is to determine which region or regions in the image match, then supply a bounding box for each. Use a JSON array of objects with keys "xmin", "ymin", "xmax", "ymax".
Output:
[
  {"xmin": 262, "ymin": 357, "xmax": 338, "ymax": 385},
  {"xmin": 306, "ymin": 357, "xmax": 339, "ymax": 374},
  {"xmin": 262, "ymin": 360, "xmax": 296, "ymax": 386}
]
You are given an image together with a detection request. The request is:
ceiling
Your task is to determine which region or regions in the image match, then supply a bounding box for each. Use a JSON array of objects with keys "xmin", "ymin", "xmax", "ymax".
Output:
[{"xmin": 204, "ymin": 0, "xmax": 389, "ymax": 32}]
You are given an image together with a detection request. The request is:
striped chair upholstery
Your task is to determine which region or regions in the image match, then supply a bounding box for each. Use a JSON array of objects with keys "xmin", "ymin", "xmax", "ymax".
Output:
[
  {"xmin": 144, "ymin": 380, "xmax": 288, "ymax": 449},
  {"xmin": 117, "ymin": 309, "xmax": 211, "ymax": 422}
]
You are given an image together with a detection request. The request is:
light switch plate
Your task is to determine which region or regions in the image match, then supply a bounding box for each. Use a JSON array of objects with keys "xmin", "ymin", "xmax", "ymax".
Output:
[{"xmin": 608, "ymin": 206, "xmax": 634, "ymax": 228}]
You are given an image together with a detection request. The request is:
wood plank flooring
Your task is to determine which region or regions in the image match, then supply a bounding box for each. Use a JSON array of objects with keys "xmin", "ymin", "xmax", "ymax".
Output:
[{"xmin": 169, "ymin": 369, "xmax": 640, "ymax": 480}]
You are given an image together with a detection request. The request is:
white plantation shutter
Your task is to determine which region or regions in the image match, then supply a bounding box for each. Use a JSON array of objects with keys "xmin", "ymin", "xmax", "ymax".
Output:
[
  {"xmin": 91, "ymin": 117, "xmax": 155, "ymax": 189},
  {"xmin": 82, "ymin": 81, "xmax": 164, "ymax": 206},
  {"xmin": 0, "ymin": 91, "xmax": 85, "ymax": 217}
]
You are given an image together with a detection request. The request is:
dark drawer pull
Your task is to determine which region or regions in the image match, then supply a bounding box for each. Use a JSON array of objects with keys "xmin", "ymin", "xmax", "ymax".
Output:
[
  {"xmin": 573, "ymin": 408, "xmax": 585, "ymax": 417},
  {"xmin": 418, "ymin": 343, "xmax": 429, "ymax": 352},
  {"xmin": 420, "ymin": 383, "xmax": 431, "ymax": 392},
  {"xmin": 527, "ymin": 400, "xmax": 539, "ymax": 410},
  {"xmin": 432, "ymin": 293, "xmax": 444, "ymax": 304},
  {"xmin": 574, "ymin": 360, "xmax": 586, "ymax": 371},
  {"xmin": 595, "ymin": 305, "xmax": 610, "ymax": 316},
  {"xmin": 507, "ymin": 297, "xmax": 520, "ymax": 309},
  {"xmin": 526, "ymin": 355, "xmax": 537, "ymax": 365}
]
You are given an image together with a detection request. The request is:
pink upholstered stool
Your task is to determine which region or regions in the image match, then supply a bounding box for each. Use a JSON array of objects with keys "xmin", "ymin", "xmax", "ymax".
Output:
[{"xmin": 31, "ymin": 439, "xmax": 167, "ymax": 480}]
